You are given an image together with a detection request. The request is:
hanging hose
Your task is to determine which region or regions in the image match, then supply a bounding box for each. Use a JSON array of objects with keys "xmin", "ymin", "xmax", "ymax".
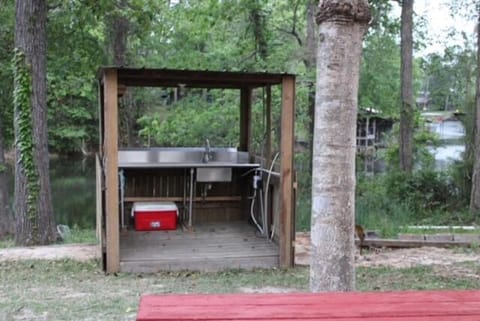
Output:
[
  {"xmin": 266, "ymin": 152, "xmax": 280, "ymax": 240},
  {"xmin": 250, "ymin": 170, "xmax": 265, "ymax": 235},
  {"xmin": 250, "ymin": 189, "xmax": 264, "ymax": 235}
]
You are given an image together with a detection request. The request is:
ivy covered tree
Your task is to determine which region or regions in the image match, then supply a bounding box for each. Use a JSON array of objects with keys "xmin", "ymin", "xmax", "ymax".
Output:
[{"xmin": 13, "ymin": 0, "xmax": 56, "ymax": 245}]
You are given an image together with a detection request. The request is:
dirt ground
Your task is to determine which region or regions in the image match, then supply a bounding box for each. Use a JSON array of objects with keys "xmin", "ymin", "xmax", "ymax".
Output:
[
  {"xmin": 1, "ymin": 233, "xmax": 479, "ymax": 271},
  {"xmin": 0, "ymin": 243, "xmax": 98, "ymax": 262},
  {"xmin": 294, "ymin": 232, "xmax": 480, "ymax": 270}
]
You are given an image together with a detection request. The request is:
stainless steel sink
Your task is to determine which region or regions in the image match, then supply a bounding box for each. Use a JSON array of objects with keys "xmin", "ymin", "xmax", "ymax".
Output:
[{"xmin": 118, "ymin": 147, "xmax": 259, "ymax": 169}]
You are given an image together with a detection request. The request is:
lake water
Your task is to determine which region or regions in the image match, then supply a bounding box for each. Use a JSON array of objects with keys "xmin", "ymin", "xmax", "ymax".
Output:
[
  {"xmin": 6, "ymin": 156, "xmax": 96, "ymax": 229},
  {"xmin": 426, "ymin": 119, "xmax": 465, "ymax": 169}
]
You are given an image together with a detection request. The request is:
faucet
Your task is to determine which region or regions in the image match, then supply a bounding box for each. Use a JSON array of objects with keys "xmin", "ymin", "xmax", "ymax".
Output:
[{"xmin": 203, "ymin": 138, "xmax": 212, "ymax": 163}]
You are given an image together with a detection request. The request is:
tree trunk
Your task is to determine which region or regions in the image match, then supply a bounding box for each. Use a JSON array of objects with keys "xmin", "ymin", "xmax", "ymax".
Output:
[
  {"xmin": 0, "ymin": 116, "xmax": 14, "ymax": 239},
  {"xmin": 470, "ymin": 12, "xmax": 480, "ymax": 217},
  {"xmin": 306, "ymin": 0, "xmax": 317, "ymax": 169},
  {"xmin": 399, "ymin": 0, "xmax": 414, "ymax": 172},
  {"xmin": 108, "ymin": 0, "xmax": 136, "ymax": 146},
  {"xmin": 249, "ymin": 0, "xmax": 268, "ymax": 62},
  {"xmin": 14, "ymin": 0, "xmax": 56, "ymax": 245},
  {"xmin": 310, "ymin": 0, "xmax": 370, "ymax": 292}
]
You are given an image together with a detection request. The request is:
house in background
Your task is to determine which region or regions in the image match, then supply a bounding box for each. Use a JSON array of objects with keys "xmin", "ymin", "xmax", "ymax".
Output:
[{"xmin": 356, "ymin": 107, "xmax": 394, "ymax": 174}]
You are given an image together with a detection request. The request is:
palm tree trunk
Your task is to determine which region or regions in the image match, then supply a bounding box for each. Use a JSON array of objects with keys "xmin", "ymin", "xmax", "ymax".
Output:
[{"xmin": 310, "ymin": 0, "xmax": 370, "ymax": 292}]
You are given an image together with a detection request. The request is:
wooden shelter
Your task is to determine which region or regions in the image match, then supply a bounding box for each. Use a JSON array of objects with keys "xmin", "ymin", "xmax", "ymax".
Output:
[{"xmin": 97, "ymin": 67, "xmax": 296, "ymax": 273}]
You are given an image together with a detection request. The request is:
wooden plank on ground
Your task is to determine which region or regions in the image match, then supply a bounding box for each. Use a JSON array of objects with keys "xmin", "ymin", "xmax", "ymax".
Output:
[
  {"xmin": 137, "ymin": 291, "xmax": 480, "ymax": 321},
  {"xmin": 361, "ymin": 238, "xmax": 476, "ymax": 248}
]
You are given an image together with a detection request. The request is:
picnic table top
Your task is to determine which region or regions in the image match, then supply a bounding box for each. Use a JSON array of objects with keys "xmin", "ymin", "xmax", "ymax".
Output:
[{"xmin": 137, "ymin": 290, "xmax": 480, "ymax": 321}]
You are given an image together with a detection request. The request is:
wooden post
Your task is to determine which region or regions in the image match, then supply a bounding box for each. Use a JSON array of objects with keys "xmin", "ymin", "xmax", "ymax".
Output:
[
  {"xmin": 265, "ymin": 86, "xmax": 272, "ymax": 168},
  {"xmin": 240, "ymin": 88, "xmax": 252, "ymax": 152},
  {"xmin": 103, "ymin": 69, "xmax": 120, "ymax": 273},
  {"xmin": 279, "ymin": 76, "xmax": 295, "ymax": 268}
]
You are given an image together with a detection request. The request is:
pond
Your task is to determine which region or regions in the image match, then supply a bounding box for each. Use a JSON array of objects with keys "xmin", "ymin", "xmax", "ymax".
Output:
[
  {"xmin": 426, "ymin": 119, "xmax": 466, "ymax": 170},
  {"xmin": 6, "ymin": 156, "xmax": 96, "ymax": 229}
]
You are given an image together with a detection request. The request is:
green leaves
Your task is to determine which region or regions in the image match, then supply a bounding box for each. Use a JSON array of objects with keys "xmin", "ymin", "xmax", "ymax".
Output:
[
  {"xmin": 138, "ymin": 93, "xmax": 240, "ymax": 147},
  {"xmin": 12, "ymin": 48, "xmax": 40, "ymax": 222}
]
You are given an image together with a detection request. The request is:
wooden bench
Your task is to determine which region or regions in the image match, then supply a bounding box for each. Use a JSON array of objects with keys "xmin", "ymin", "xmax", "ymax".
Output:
[{"xmin": 137, "ymin": 290, "xmax": 480, "ymax": 320}]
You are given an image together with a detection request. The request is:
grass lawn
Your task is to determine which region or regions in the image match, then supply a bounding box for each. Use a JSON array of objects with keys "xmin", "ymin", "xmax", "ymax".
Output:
[{"xmin": 1, "ymin": 258, "xmax": 480, "ymax": 321}]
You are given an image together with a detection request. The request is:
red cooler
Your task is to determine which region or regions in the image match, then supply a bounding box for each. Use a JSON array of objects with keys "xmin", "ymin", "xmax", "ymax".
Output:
[{"xmin": 132, "ymin": 202, "xmax": 178, "ymax": 231}]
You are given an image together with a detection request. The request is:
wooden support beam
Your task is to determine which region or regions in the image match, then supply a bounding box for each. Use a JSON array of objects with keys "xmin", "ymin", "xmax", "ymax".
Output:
[
  {"xmin": 279, "ymin": 76, "xmax": 295, "ymax": 268},
  {"xmin": 265, "ymin": 86, "xmax": 272, "ymax": 168},
  {"xmin": 103, "ymin": 69, "xmax": 120, "ymax": 273},
  {"xmin": 239, "ymin": 88, "xmax": 252, "ymax": 152}
]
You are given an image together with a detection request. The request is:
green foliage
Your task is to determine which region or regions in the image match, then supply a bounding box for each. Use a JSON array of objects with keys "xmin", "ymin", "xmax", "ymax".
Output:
[
  {"xmin": 138, "ymin": 93, "xmax": 240, "ymax": 147},
  {"xmin": 420, "ymin": 43, "xmax": 476, "ymax": 112},
  {"xmin": 295, "ymin": 151, "xmax": 312, "ymax": 231},
  {"xmin": 0, "ymin": 0, "xmax": 14, "ymax": 147},
  {"xmin": 359, "ymin": 20, "xmax": 401, "ymax": 117},
  {"xmin": 383, "ymin": 114, "xmax": 440, "ymax": 171},
  {"xmin": 46, "ymin": 1, "xmax": 107, "ymax": 153},
  {"xmin": 12, "ymin": 49, "xmax": 40, "ymax": 225},
  {"xmin": 356, "ymin": 167, "xmax": 473, "ymax": 237},
  {"xmin": 63, "ymin": 228, "xmax": 97, "ymax": 244}
]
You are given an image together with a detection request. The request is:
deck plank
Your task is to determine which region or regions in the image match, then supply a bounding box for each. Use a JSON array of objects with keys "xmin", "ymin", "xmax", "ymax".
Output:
[
  {"xmin": 120, "ymin": 221, "xmax": 279, "ymax": 272},
  {"xmin": 137, "ymin": 291, "xmax": 480, "ymax": 321}
]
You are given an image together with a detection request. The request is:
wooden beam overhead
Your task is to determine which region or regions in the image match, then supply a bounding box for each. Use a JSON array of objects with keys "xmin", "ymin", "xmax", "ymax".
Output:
[{"xmin": 99, "ymin": 67, "xmax": 292, "ymax": 89}]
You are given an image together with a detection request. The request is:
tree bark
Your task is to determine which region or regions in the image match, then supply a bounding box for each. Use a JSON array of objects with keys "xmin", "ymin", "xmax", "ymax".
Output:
[
  {"xmin": 470, "ymin": 12, "xmax": 480, "ymax": 217},
  {"xmin": 399, "ymin": 0, "xmax": 414, "ymax": 172},
  {"xmin": 306, "ymin": 0, "xmax": 317, "ymax": 169},
  {"xmin": 14, "ymin": 0, "xmax": 56, "ymax": 245},
  {"xmin": 310, "ymin": 0, "xmax": 370, "ymax": 292},
  {"xmin": 249, "ymin": 0, "xmax": 268, "ymax": 62},
  {"xmin": 108, "ymin": 0, "xmax": 136, "ymax": 146},
  {"xmin": 0, "ymin": 116, "xmax": 14, "ymax": 239}
]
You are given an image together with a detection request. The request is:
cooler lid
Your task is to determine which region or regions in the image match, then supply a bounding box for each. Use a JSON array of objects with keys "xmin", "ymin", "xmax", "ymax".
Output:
[{"xmin": 132, "ymin": 202, "xmax": 178, "ymax": 212}]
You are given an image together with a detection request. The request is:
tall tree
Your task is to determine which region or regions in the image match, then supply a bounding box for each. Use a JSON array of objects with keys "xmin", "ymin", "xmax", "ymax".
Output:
[
  {"xmin": 248, "ymin": 0, "xmax": 268, "ymax": 63},
  {"xmin": 399, "ymin": 0, "xmax": 414, "ymax": 172},
  {"xmin": 306, "ymin": 0, "xmax": 317, "ymax": 171},
  {"xmin": 470, "ymin": 9, "xmax": 480, "ymax": 217},
  {"xmin": 0, "ymin": 116, "xmax": 13, "ymax": 238},
  {"xmin": 310, "ymin": 0, "xmax": 370, "ymax": 292},
  {"xmin": 13, "ymin": 0, "xmax": 56, "ymax": 245},
  {"xmin": 0, "ymin": 0, "xmax": 14, "ymax": 239}
]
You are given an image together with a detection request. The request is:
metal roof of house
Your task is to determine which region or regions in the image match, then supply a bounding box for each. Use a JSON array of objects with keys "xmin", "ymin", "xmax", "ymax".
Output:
[{"xmin": 98, "ymin": 67, "xmax": 294, "ymax": 89}]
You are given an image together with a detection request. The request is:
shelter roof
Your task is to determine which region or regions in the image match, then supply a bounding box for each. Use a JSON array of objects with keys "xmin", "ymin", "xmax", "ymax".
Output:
[{"xmin": 98, "ymin": 67, "xmax": 294, "ymax": 89}]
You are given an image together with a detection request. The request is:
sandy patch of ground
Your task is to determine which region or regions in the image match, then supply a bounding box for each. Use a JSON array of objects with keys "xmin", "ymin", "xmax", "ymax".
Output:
[
  {"xmin": 239, "ymin": 286, "xmax": 297, "ymax": 293},
  {"xmin": 295, "ymin": 232, "xmax": 480, "ymax": 269},
  {"xmin": 0, "ymin": 243, "xmax": 99, "ymax": 262}
]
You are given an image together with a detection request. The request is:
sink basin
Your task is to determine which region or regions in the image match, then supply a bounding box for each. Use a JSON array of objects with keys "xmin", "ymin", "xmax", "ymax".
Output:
[{"xmin": 118, "ymin": 147, "xmax": 259, "ymax": 169}]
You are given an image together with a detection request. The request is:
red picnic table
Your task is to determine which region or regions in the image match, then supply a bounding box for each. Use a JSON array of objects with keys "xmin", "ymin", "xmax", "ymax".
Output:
[{"xmin": 137, "ymin": 290, "xmax": 480, "ymax": 321}]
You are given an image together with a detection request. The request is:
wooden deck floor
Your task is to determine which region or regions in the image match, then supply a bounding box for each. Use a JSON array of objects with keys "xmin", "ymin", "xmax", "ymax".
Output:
[
  {"xmin": 120, "ymin": 221, "xmax": 279, "ymax": 272},
  {"xmin": 137, "ymin": 290, "xmax": 480, "ymax": 321}
]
